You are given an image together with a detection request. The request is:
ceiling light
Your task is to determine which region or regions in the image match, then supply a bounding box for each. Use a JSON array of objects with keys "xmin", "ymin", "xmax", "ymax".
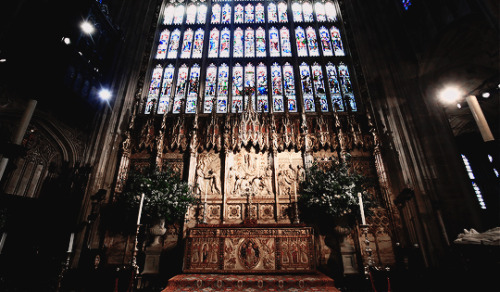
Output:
[
  {"xmin": 481, "ymin": 92, "xmax": 490, "ymax": 98},
  {"xmin": 98, "ymin": 89, "xmax": 112, "ymax": 100},
  {"xmin": 439, "ymin": 86, "xmax": 462, "ymax": 104},
  {"xmin": 81, "ymin": 21, "xmax": 95, "ymax": 34}
]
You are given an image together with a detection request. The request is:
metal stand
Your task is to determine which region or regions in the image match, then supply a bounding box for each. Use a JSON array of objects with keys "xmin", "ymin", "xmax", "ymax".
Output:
[
  {"xmin": 56, "ymin": 252, "xmax": 71, "ymax": 292},
  {"xmin": 128, "ymin": 224, "xmax": 142, "ymax": 292},
  {"xmin": 360, "ymin": 224, "xmax": 374, "ymax": 279}
]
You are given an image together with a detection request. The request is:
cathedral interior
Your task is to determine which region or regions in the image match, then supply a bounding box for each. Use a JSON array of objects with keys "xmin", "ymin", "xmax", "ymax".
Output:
[{"xmin": 0, "ymin": 0, "xmax": 498, "ymax": 291}]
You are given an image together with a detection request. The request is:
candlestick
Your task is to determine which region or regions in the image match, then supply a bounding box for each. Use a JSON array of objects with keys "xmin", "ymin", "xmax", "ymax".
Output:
[
  {"xmin": 0, "ymin": 232, "xmax": 7, "ymax": 254},
  {"xmin": 358, "ymin": 192, "xmax": 366, "ymax": 225},
  {"xmin": 67, "ymin": 233, "xmax": 74, "ymax": 253},
  {"xmin": 137, "ymin": 193, "xmax": 145, "ymax": 225}
]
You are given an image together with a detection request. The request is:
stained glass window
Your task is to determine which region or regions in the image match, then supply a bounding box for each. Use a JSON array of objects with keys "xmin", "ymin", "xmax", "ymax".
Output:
[
  {"xmin": 173, "ymin": 5, "xmax": 185, "ymax": 25},
  {"xmin": 163, "ymin": 5, "xmax": 174, "ymax": 25},
  {"xmin": 325, "ymin": 63, "xmax": 344, "ymax": 111},
  {"xmin": 204, "ymin": 64, "xmax": 217, "ymax": 113},
  {"xmin": 156, "ymin": 29, "xmax": 170, "ymax": 59},
  {"xmin": 312, "ymin": 63, "xmax": 328, "ymax": 112},
  {"xmin": 186, "ymin": 64, "xmax": 200, "ymax": 114},
  {"xmin": 319, "ymin": 26, "xmax": 333, "ymax": 56},
  {"xmin": 278, "ymin": 2, "xmax": 288, "ymax": 23},
  {"xmin": 244, "ymin": 63, "xmax": 255, "ymax": 110},
  {"xmin": 167, "ymin": 29, "xmax": 181, "ymax": 59},
  {"xmin": 338, "ymin": 64, "xmax": 357, "ymax": 111},
  {"xmin": 330, "ymin": 26, "xmax": 345, "ymax": 56},
  {"xmin": 315, "ymin": 2, "xmax": 326, "ymax": 22},
  {"xmin": 192, "ymin": 28, "xmax": 204, "ymax": 59},
  {"xmin": 197, "ymin": 4, "xmax": 207, "ymax": 24},
  {"xmin": 271, "ymin": 63, "xmax": 284, "ymax": 112},
  {"xmin": 292, "ymin": 2, "xmax": 303, "ymax": 22},
  {"xmin": 280, "ymin": 27, "xmax": 292, "ymax": 57},
  {"xmin": 232, "ymin": 63, "xmax": 244, "ymax": 112},
  {"xmin": 303, "ymin": 2, "xmax": 314, "ymax": 22},
  {"xmin": 256, "ymin": 3, "xmax": 265, "ymax": 23},
  {"xmin": 186, "ymin": 4, "xmax": 197, "ymax": 24},
  {"xmin": 211, "ymin": 4, "xmax": 221, "ymax": 24},
  {"xmin": 300, "ymin": 63, "xmax": 315, "ymax": 112},
  {"xmin": 245, "ymin": 4, "xmax": 254, "ymax": 23},
  {"xmin": 158, "ymin": 64, "xmax": 176, "ymax": 114},
  {"xmin": 217, "ymin": 64, "xmax": 229, "ymax": 113},
  {"xmin": 172, "ymin": 64, "xmax": 189, "ymax": 113},
  {"xmin": 268, "ymin": 2, "xmax": 277, "ymax": 23},
  {"xmin": 235, "ymin": 4, "xmax": 244, "ymax": 23},
  {"xmin": 256, "ymin": 27, "xmax": 266, "ymax": 57},
  {"xmin": 306, "ymin": 26, "xmax": 319, "ymax": 57},
  {"xmin": 145, "ymin": 65, "xmax": 163, "ymax": 114},
  {"xmin": 222, "ymin": 4, "xmax": 231, "ymax": 24},
  {"xmin": 208, "ymin": 28, "xmax": 220, "ymax": 58},
  {"xmin": 180, "ymin": 28, "xmax": 194, "ymax": 59},
  {"xmin": 283, "ymin": 63, "xmax": 297, "ymax": 112},
  {"xmin": 256, "ymin": 63, "xmax": 268, "ymax": 112},
  {"xmin": 233, "ymin": 27, "xmax": 244, "ymax": 58},
  {"xmin": 245, "ymin": 27, "xmax": 255, "ymax": 58},
  {"xmin": 325, "ymin": 2, "xmax": 337, "ymax": 22},
  {"xmin": 269, "ymin": 27, "xmax": 280, "ymax": 57},
  {"xmin": 295, "ymin": 27, "xmax": 308, "ymax": 57},
  {"xmin": 220, "ymin": 28, "xmax": 231, "ymax": 58}
]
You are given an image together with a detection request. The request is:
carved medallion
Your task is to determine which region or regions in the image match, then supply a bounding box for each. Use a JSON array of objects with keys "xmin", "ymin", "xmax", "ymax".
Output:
[{"xmin": 238, "ymin": 239, "xmax": 260, "ymax": 269}]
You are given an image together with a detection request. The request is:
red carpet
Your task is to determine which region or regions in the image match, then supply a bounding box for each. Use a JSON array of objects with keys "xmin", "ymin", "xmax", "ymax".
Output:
[{"xmin": 162, "ymin": 272, "xmax": 340, "ymax": 291}]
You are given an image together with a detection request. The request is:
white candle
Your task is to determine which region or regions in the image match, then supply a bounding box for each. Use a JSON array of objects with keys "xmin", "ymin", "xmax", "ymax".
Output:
[
  {"xmin": 137, "ymin": 193, "xmax": 145, "ymax": 225},
  {"xmin": 0, "ymin": 232, "xmax": 7, "ymax": 254},
  {"xmin": 67, "ymin": 232, "xmax": 74, "ymax": 253},
  {"xmin": 358, "ymin": 192, "xmax": 366, "ymax": 225}
]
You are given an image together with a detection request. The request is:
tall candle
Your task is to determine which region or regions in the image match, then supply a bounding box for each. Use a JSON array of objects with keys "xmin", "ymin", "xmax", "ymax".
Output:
[
  {"xmin": 67, "ymin": 232, "xmax": 74, "ymax": 253},
  {"xmin": 137, "ymin": 193, "xmax": 145, "ymax": 225},
  {"xmin": 358, "ymin": 192, "xmax": 366, "ymax": 225},
  {"xmin": 0, "ymin": 232, "xmax": 7, "ymax": 254}
]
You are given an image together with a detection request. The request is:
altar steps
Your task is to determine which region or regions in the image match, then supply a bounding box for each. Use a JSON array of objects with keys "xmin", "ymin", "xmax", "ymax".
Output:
[{"xmin": 162, "ymin": 272, "xmax": 340, "ymax": 292}]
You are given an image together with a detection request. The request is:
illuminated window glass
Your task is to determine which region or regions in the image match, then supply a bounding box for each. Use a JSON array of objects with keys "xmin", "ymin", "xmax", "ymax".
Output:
[
  {"xmin": 173, "ymin": 5, "xmax": 185, "ymax": 25},
  {"xmin": 192, "ymin": 28, "xmax": 204, "ymax": 59},
  {"xmin": 163, "ymin": 5, "xmax": 175, "ymax": 25},
  {"xmin": 283, "ymin": 63, "xmax": 297, "ymax": 112},
  {"xmin": 235, "ymin": 4, "xmax": 244, "ymax": 23},
  {"xmin": 315, "ymin": 2, "xmax": 326, "ymax": 22},
  {"xmin": 268, "ymin": 2, "xmax": 277, "ymax": 23},
  {"xmin": 244, "ymin": 63, "xmax": 256, "ymax": 110},
  {"xmin": 217, "ymin": 64, "xmax": 229, "ymax": 113},
  {"xmin": 325, "ymin": 2, "xmax": 337, "ymax": 22},
  {"xmin": 326, "ymin": 63, "xmax": 344, "ymax": 111},
  {"xmin": 330, "ymin": 26, "xmax": 345, "ymax": 56},
  {"xmin": 211, "ymin": 4, "xmax": 221, "ymax": 24},
  {"xmin": 292, "ymin": 2, "xmax": 303, "ymax": 22},
  {"xmin": 319, "ymin": 26, "xmax": 333, "ymax": 56},
  {"xmin": 197, "ymin": 4, "xmax": 207, "ymax": 24},
  {"xmin": 271, "ymin": 63, "xmax": 284, "ymax": 112},
  {"xmin": 232, "ymin": 63, "xmax": 244, "ymax": 112},
  {"xmin": 306, "ymin": 26, "xmax": 319, "ymax": 56},
  {"xmin": 233, "ymin": 27, "xmax": 244, "ymax": 58},
  {"xmin": 312, "ymin": 63, "xmax": 328, "ymax": 112},
  {"xmin": 180, "ymin": 28, "xmax": 194, "ymax": 59},
  {"xmin": 300, "ymin": 63, "xmax": 315, "ymax": 112},
  {"xmin": 295, "ymin": 27, "xmax": 308, "ymax": 57},
  {"xmin": 256, "ymin": 63, "xmax": 268, "ymax": 112},
  {"xmin": 156, "ymin": 29, "xmax": 170, "ymax": 59},
  {"xmin": 462, "ymin": 154, "xmax": 486, "ymax": 209},
  {"xmin": 158, "ymin": 64, "xmax": 175, "ymax": 114},
  {"xmin": 208, "ymin": 28, "xmax": 220, "ymax": 58},
  {"xmin": 245, "ymin": 27, "xmax": 255, "ymax": 58},
  {"xmin": 204, "ymin": 64, "xmax": 217, "ymax": 113},
  {"xmin": 338, "ymin": 63, "xmax": 357, "ymax": 111},
  {"xmin": 269, "ymin": 27, "xmax": 280, "ymax": 57},
  {"xmin": 280, "ymin": 27, "xmax": 292, "ymax": 57},
  {"xmin": 256, "ymin": 3, "xmax": 265, "ymax": 23},
  {"xmin": 278, "ymin": 2, "xmax": 288, "ymax": 23},
  {"xmin": 172, "ymin": 64, "xmax": 189, "ymax": 113},
  {"xmin": 186, "ymin": 4, "xmax": 197, "ymax": 24},
  {"xmin": 219, "ymin": 28, "xmax": 230, "ymax": 58},
  {"xmin": 145, "ymin": 65, "xmax": 163, "ymax": 114},
  {"xmin": 245, "ymin": 4, "xmax": 255, "ymax": 23},
  {"xmin": 186, "ymin": 64, "xmax": 200, "ymax": 114},
  {"xmin": 167, "ymin": 29, "xmax": 181, "ymax": 59},
  {"xmin": 256, "ymin": 27, "xmax": 266, "ymax": 57},
  {"xmin": 303, "ymin": 2, "xmax": 314, "ymax": 22},
  {"xmin": 222, "ymin": 4, "xmax": 231, "ymax": 24}
]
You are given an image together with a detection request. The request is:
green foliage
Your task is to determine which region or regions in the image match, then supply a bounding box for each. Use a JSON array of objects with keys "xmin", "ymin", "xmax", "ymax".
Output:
[
  {"xmin": 117, "ymin": 165, "xmax": 198, "ymax": 225},
  {"xmin": 298, "ymin": 157, "xmax": 378, "ymax": 230}
]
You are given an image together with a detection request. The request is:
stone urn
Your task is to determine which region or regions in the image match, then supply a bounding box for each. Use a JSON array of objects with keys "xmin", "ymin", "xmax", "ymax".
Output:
[{"xmin": 149, "ymin": 218, "xmax": 167, "ymax": 247}]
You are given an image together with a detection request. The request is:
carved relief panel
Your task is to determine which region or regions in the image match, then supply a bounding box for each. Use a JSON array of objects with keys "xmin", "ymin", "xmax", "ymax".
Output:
[
  {"xmin": 195, "ymin": 152, "xmax": 222, "ymax": 201},
  {"xmin": 276, "ymin": 151, "xmax": 304, "ymax": 201}
]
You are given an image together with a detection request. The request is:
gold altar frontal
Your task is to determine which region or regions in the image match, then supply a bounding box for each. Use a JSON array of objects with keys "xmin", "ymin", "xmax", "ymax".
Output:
[{"xmin": 183, "ymin": 225, "xmax": 315, "ymax": 274}]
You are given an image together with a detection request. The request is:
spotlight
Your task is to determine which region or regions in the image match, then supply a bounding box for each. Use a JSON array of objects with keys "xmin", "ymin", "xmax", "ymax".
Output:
[
  {"xmin": 99, "ymin": 89, "xmax": 112, "ymax": 100},
  {"xmin": 456, "ymin": 103, "xmax": 462, "ymax": 109},
  {"xmin": 481, "ymin": 92, "xmax": 490, "ymax": 98},
  {"xmin": 81, "ymin": 21, "xmax": 95, "ymax": 34},
  {"xmin": 439, "ymin": 86, "xmax": 462, "ymax": 104},
  {"xmin": 62, "ymin": 37, "xmax": 71, "ymax": 45}
]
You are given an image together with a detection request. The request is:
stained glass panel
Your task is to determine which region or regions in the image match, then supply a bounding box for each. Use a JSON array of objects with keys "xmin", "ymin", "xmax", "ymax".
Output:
[
  {"xmin": 220, "ymin": 28, "xmax": 231, "ymax": 58},
  {"xmin": 315, "ymin": 2, "xmax": 326, "ymax": 22},
  {"xmin": 172, "ymin": 64, "xmax": 189, "ymax": 113},
  {"xmin": 145, "ymin": 65, "xmax": 163, "ymax": 114},
  {"xmin": 208, "ymin": 28, "xmax": 220, "ymax": 58},
  {"xmin": 325, "ymin": 63, "xmax": 344, "ymax": 111},
  {"xmin": 245, "ymin": 28, "xmax": 255, "ymax": 58},
  {"xmin": 271, "ymin": 63, "xmax": 284, "ymax": 112},
  {"xmin": 244, "ymin": 63, "xmax": 255, "ymax": 110},
  {"xmin": 292, "ymin": 2, "xmax": 303, "ymax": 22},
  {"xmin": 256, "ymin": 63, "xmax": 268, "ymax": 112},
  {"xmin": 312, "ymin": 63, "xmax": 328, "ymax": 112},
  {"xmin": 325, "ymin": 2, "xmax": 337, "ymax": 22},
  {"xmin": 283, "ymin": 63, "xmax": 297, "ymax": 112},
  {"xmin": 300, "ymin": 63, "xmax": 315, "ymax": 112},
  {"xmin": 192, "ymin": 28, "xmax": 204, "ymax": 59},
  {"xmin": 235, "ymin": 4, "xmax": 244, "ymax": 23},
  {"xmin": 245, "ymin": 4, "xmax": 254, "ymax": 23},
  {"xmin": 173, "ymin": 5, "xmax": 185, "ymax": 25},
  {"xmin": 303, "ymin": 2, "xmax": 314, "ymax": 22},
  {"xmin": 256, "ymin": 27, "xmax": 266, "ymax": 57},
  {"xmin": 156, "ymin": 29, "xmax": 170, "ymax": 59},
  {"xmin": 319, "ymin": 26, "xmax": 333, "ymax": 56},
  {"xmin": 222, "ymin": 4, "xmax": 231, "ymax": 24},
  {"xmin": 268, "ymin": 2, "xmax": 277, "ymax": 23},
  {"xmin": 167, "ymin": 29, "xmax": 181, "ymax": 59},
  {"xmin": 306, "ymin": 26, "xmax": 319, "ymax": 56},
  {"xmin": 233, "ymin": 27, "xmax": 244, "ymax": 58},
  {"xmin": 232, "ymin": 64, "xmax": 244, "ymax": 112},
  {"xmin": 256, "ymin": 3, "xmax": 265, "ymax": 23},
  {"xmin": 186, "ymin": 4, "xmax": 197, "ymax": 24},
  {"xmin": 338, "ymin": 64, "xmax": 357, "ymax": 111},
  {"xmin": 278, "ymin": 2, "xmax": 288, "ymax": 23},
  {"xmin": 269, "ymin": 27, "xmax": 280, "ymax": 57},
  {"xmin": 180, "ymin": 28, "xmax": 194, "ymax": 59},
  {"xmin": 186, "ymin": 64, "xmax": 200, "ymax": 114},
  {"xmin": 280, "ymin": 27, "xmax": 292, "ymax": 57},
  {"xmin": 197, "ymin": 4, "xmax": 207, "ymax": 24},
  {"xmin": 330, "ymin": 26, "xmax": 345, "ymax": 56},
  {"xmin": 204, "ymin": 64, "xmax": 217, "ymax": 113},
  {"xmin": 211, "ymin": 4, "xmax": 221, "ymax": 24},
  {"xmin": 295, "ymin": 27, "xmax": 308, "ymax": 57},
  {"xmin": 163, "ymin": 5, "xmax": 174, "ymax": 25},
  {"xmin": 158, "ymin": 65, "xmax": 175, "ymax": 114},
  {"xmin": 217, "ymin": 64, "xmax": 229, "ymax": 113}
]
